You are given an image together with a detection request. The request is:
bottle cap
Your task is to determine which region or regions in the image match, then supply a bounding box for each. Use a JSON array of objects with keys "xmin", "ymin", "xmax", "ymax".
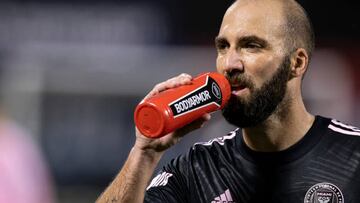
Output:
[{"xmin": 134, "ymin": 103, "xmax": 165, "ymax": 138}]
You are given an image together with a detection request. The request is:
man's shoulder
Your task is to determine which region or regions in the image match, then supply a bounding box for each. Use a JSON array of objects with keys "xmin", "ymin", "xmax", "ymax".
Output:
[
  {"xmin": 318, "ymin": 116, "xmax": 360, "ymax": 154},
  {"xmin": 156, "ymin": 128, "xmax": 240, "ymax": 182},
  {"xmin": 179, "ymin": 128, "xmax": 241, "ymax": 163},
  {"xmin": 326, "ymin": 117, "xmax": 360, "ymax": 138}
]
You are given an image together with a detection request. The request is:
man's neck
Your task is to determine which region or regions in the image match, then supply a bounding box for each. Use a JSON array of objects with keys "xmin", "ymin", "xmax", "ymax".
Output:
[{"xmin": 241, "ymin": 98, "xmax": 315, "ymax": 152}]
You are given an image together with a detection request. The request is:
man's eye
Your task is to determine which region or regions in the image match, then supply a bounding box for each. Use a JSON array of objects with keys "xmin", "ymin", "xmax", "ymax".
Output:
[
  {"xmin": 215, "ymin": 39, "xmax": 230, "ymax": 53},
  {"xmin": 246, "ymin": 43, "xmax": 262, "ymax": 49},
  {"xmin": 215, "ymin": 41, "xmax": 229, "ymax": 52}
]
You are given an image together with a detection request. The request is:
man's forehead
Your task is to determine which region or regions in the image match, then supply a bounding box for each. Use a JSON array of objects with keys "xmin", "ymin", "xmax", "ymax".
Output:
[
  {"xmin": 219, "ymin": 0, "xmax": 285, "ymax": 40},
  {"xmin": 223, "ymin": 0, "xmax": 285, "ymax": 26}
]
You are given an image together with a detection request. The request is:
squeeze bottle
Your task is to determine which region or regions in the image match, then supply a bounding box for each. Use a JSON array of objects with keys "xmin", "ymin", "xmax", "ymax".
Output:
[{"xmin": 134, "ymin": 72, "xmax": 231, "ymax": 138}]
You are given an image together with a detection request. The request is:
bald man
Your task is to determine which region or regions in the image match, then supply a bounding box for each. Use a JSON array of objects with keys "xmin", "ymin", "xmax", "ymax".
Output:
[{"xmin": 97, "ymin": 0, "xmax": 360, "ymax": 202}]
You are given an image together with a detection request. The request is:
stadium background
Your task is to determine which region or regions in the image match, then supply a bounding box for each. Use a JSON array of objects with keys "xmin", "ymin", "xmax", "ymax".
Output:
[{"xmin": 0, "ymin": 0, "xmax": 359, "ymax": 202}]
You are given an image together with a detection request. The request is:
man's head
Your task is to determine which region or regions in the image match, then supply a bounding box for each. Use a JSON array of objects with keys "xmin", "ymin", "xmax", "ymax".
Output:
[{"xmin": 216, "ymin": 0, "xmax": 314, "ymax": 127}]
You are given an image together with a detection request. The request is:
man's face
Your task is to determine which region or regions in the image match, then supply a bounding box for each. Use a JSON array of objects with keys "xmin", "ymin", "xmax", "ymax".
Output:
[
  {"xmin": 216, "ymin": 0, "xmax": 290, "ymax": 127},
  {"xmin": 222, "ymin": 55, "xmax": 291, "ymax": 127}
]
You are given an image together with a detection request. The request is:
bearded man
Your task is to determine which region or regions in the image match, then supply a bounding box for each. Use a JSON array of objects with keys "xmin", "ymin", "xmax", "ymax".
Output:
[{"xmin": 97, "ymin": 0, "xmax": 360, "ymax": 202}]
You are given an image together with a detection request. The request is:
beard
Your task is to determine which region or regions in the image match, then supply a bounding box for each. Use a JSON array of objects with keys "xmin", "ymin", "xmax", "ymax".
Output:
[{"xmin": 222, "ymin": 55, "xmax": 291, "ymax": 128}]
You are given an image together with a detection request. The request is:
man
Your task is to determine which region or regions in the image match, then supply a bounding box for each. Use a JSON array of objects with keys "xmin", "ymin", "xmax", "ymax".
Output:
[{"xmin": 97, "ymin": 0, "xmax": 360, "ymax": 202}]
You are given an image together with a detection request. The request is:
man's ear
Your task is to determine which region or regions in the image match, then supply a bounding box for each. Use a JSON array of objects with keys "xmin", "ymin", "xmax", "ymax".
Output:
[{"xmin": 290, "ymin": 48, "xmax": 309, "ymax": 78}]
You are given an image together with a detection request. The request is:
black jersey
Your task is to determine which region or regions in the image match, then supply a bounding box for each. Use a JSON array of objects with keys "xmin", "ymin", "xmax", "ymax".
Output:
[{"xmin": 144, "ymin": 116, "xmax": 360, "ymax": 203}]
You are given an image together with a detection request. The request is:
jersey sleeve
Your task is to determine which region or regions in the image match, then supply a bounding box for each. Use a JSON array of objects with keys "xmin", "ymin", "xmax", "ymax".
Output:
[{"xmin": 144, "ymin": 155, "xmax": 189, "ymax": 202}]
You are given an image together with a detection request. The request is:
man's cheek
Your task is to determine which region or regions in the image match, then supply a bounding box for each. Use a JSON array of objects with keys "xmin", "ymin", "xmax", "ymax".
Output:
[{"xmin": 216, "ymin": 56, "xmax": 226, "ymax": 73}]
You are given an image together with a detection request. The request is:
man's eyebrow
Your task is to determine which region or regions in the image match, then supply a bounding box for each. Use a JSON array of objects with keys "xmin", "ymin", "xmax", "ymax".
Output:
[
  {"xmin": 215, "ymin": 35, "xmax": 269, "ymax": 47},
  {"xmin": 240, "ymin": 35, "xmax": 267, "ymax": 44},
  {"xmin": 214, "ymin": 36, "xmax": 227, "ymax": 44}
]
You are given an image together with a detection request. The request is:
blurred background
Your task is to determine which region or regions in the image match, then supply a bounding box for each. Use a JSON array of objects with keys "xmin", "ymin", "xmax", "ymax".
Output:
[{"xmin": 0, "ymin": 0, "xmax": 359, "ymax": 202}]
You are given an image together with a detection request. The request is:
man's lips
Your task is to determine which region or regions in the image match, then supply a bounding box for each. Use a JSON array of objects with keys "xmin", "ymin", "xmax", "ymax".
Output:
[
  {"xmin": 231, "ymin": 84, "xmax": 245, "ymax": 89},
  {"xmin": 231, "ymin": 84, "xmax": 247, "ymax": 95}
]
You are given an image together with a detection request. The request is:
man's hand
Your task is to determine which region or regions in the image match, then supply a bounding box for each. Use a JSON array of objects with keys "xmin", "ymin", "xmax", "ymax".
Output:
[{"xmin": 134, "ymin": 73, "xmax": 211, "ymax": 154}]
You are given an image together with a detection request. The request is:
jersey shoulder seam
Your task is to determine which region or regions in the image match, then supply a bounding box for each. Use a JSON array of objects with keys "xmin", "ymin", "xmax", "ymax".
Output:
[
  {"xmin": 328, "ymin": 119, "xmax": 360, "ymax": 137},
  {"xmin": 192, "ymin": 128, "xmax": 239, "ymax": 148}
]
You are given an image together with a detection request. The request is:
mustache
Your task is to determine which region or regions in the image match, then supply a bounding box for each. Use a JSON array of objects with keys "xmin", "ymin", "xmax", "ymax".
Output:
[{"xmin": 224, "ymin": 71, "xmax": 255, "ymax": 89}]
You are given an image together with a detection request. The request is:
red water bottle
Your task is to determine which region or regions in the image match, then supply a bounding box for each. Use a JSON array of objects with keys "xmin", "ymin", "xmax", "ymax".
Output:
[{"xmin": 134, "ymin": 72, "xmax": 231, "ymax": 138}]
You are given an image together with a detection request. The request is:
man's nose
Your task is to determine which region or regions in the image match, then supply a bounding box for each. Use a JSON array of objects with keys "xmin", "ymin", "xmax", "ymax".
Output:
[{"xmin": 223, "ymin": 49, "xmax": 244, "ymax": 73}]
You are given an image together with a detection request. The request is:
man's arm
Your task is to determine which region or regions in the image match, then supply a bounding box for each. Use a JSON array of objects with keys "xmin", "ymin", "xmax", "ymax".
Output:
[
  {"xmin": 96, "ymin": 143, "xmax": 162, "ymax": 203},
  {"xmin": 96, "ymin": 73, "xmax": 211, "ymax": 203}
]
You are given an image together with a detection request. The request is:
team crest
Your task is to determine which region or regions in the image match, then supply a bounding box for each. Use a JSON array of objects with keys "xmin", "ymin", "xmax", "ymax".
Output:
[{"xmin": 304, "ymin": 182, "xmax": 344, "ymax": 203}]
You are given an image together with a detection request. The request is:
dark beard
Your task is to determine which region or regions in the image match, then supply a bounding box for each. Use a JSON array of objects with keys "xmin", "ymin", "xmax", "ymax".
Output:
[{"xmin": 222, "ymin": 56, "xmax": 291, "ymax": 128}]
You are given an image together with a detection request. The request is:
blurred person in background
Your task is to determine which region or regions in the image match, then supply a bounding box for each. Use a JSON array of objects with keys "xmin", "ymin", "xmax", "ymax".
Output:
[
  {"xmin": 97, "ymin": 0, "xmax": 360, "ymax": 202},
  {"xmin": 0, "ymin": 109, "xmax": 56, "ymax": 202}
]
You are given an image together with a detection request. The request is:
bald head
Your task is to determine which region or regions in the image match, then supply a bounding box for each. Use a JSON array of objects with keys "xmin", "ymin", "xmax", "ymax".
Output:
[
  {"xmin": 226, "ymin": 0, "xmax": 315, "ymax": 60},
  {"xmin": 281, "ymin": 0, "xmax": 315, "ymax": 59}
]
